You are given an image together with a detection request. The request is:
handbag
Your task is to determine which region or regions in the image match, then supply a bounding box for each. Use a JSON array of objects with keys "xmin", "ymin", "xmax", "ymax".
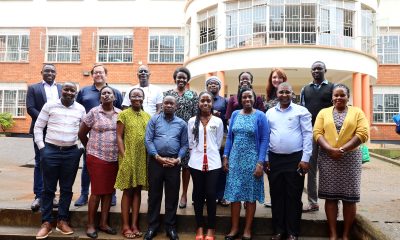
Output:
[
  {"xmin": 360, "ymin": 144, "xmax": 370, "ymax": 164},
  {"xmin": 393, "ymin": 114, "xmax": 400, "ymax": 134}
]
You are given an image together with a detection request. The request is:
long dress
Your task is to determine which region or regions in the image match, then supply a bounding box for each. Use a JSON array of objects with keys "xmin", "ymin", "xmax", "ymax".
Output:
[
  {"xmin": 114, "ymin": 108, "xmax": 151, "ymax": 190},
  {"xmin": 318, "ymin": 110, "xmax": 362, "ymax": 202},
  {"xmin": 223, "ymin": 112, "xmax": 264, "ymax": 203}
]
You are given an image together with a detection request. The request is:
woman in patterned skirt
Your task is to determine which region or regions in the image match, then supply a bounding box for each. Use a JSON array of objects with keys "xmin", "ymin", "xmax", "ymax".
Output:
[
  {"xmin": 222, "ymin": 88, "xmax": 269, "ymax": 240},
  {"xmin": 78, "ymin": 86, "xmax": 121, "ymax": 238},
  {"xmin": 115, "ymin": 88, "xmax": 151, "ymax": 239},
  {"xmin": 313, "ymin": 84, "xmax": 369, "ymax": 240},
  {"xmin": 164, "ymin": 67, "xmax": 198, "ymax": 209}
]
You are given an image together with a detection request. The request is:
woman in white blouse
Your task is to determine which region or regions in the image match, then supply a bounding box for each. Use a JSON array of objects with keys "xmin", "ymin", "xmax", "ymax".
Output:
[{"xmin": 188, "ymin": 91, "xmax": 224, "ymax": 240}]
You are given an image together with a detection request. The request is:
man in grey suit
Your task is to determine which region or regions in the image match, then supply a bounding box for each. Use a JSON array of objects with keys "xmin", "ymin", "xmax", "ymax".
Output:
[{"xmin": 26, "ymin": 63, "xmax": 62, "ymax": 212}]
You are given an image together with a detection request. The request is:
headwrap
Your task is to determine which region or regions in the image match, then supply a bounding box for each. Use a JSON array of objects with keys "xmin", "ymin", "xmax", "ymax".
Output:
[{"xmin": 205, "ymin": 76, "xmax": 222, "ymax": 90}]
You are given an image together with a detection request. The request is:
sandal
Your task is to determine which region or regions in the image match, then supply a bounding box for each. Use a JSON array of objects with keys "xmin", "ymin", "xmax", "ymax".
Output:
[
  {"xmin": 122, "ymin": 229, "xmax": 137, "ymax": 239},
  {"xmin": 98, "ymin": 226, "xmax": 117, "ymax": 235},
  {"xmin": 133, "ymin": 231, "xmax": 143, "ymax": 237},
  {"xmin": 205, "ymin": 236, "xmax": 215, "ymax": 240}
]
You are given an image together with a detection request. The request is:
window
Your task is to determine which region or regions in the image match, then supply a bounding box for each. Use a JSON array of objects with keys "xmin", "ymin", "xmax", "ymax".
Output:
[
  {"xmin": 46, "ymin": 31, "xmax": 80, "ymax": 62},
  {"xmin": 98, "ymin": 35, "xmax": 133, "ymax": 63},
  {"xmin": 378, "ymin": 35, "xmax": 400, "ymax": 64},
  {"xmin": 149, "ymin": 30, "xmax": 184, "ymax": 63},
  {"xmin": 373, "ymin": 93, "xmax": 400, "ymax": 123},
  {"xmin": 198, "ymin": 7, "xmax": 217, "ymax": 54},
  {"xmin": 0, "ymin": 89, "xmax": 26, "ymax": 117},
  {"xmin": 0, "ymin": 33, "xmax": 29, "ymax": 62}
]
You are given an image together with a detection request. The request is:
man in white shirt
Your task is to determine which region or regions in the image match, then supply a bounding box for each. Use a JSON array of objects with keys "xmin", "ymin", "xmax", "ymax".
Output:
[
  {"xmin": 26, "ymin": 64, "xmax": 62, "ymax": 212},
  {"xmin": 34, "ymin": 82, "xmax": 86, "ymax": 240},
  {"xmin": 122, "ymin": 65, "xmax": 163, "ymax": 116}
]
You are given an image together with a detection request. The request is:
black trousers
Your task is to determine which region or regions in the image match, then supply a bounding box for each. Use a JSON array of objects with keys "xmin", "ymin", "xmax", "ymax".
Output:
[
  {"xmin": 268, "ymin": 151, "xmax": 304, "ymax": 236},
  {"xmin": 147, "ymin": 157, "xmax": 181, "ymax": 231},
  {"xmin": 189, "ymin": 167, "xmax": 220, "ymax": 229}
]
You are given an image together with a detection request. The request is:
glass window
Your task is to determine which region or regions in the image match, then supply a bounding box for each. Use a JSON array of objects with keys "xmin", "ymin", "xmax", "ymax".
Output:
[
  {"xmin": 199, "ymin": 8, "xmax": 217, "ymax": 54},
  {"xmin": 373, "ymin": 94, "xmax": 400, "ymax": 123},
  {"xmin": 148, "ymin": 34, "xmax": 184, "ymax": 63},
  {"xmin": 0, "ymin": 34, "xmax": 29, "ymax": 62},
  {"xmin": 46, "ymin": 35, "xmax": 80, "ymax": 62},
  {"xmin": 97, "ymin": 35, "xmax": 133, "ymax": 63},
  {"xmin": 0, "ymin": 89, "xmax": 26, "ymax": 117}
]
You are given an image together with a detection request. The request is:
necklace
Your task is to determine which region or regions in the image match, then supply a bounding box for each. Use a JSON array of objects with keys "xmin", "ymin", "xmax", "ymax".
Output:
[{"xmin": 200, "ymin": 115, "xmax": 211, "ymax": 126}]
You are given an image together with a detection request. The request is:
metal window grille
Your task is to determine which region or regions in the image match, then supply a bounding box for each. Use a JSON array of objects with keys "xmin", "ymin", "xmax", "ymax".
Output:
[
  {"xmin": 149, "ymin": 34, "xmax": 184, "ymax": 63},
  {"xmin": 0, "ymin": 90, "xmax": 26, "ymax": 117},
  {"xmin": 46, "ymin": 35, "xmax": 80, "ymax": 62},
  {"xmin": 0, "ymin": 35, "xmax": 29, "ymax": 62},
  {"xmin": 198, "ymin": 8, "xmax": 218, "ymax": 54},
  {"xmin": 97, "ymin": 35, "xmax": 133, "ymax": 63},
  {"xmin": 378, "ymin": 35, "xmax": 400, "ymax": 64},
  {"xmin": 373, "ymin": 93, "xmax": 400, "ymax": 123}
]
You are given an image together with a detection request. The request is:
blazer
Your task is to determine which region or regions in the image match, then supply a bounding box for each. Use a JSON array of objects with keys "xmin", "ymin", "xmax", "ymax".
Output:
[
  {"xmin": 26, "ymin": 82, "xmax": 62, "ymax": 134},
  {"xmin": 313, "ymin": 106, "xmax": 369, "ymax": 149},
  {"xmin": 224, "ymin": 109, "xmax": 269, "ymax": 163}
]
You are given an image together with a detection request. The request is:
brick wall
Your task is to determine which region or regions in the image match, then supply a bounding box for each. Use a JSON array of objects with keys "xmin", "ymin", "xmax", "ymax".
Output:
[
  {"xmin": 370, "ymin": 65, "xmax": 400, "ymax": 141},
  {"xmin": 0, "ymin": 27, "xmax": 181, "ymax": 134}
]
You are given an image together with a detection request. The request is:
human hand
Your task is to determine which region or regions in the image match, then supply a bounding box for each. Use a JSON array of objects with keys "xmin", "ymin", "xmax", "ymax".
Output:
[
  {"xmin": 253, "ymin": 163, "xmax": 263, "ymax": 178},
  {"xmin": 162, "ymin": 157, "xmax": 176, "ymax": 167},
  {"xmin": 297, "ymin": 161, "xmax": 310, "ymax": 176},
  {"xmin": 328, "ymin": 148, "xmax": 343, "ymax": 160},
  {"xmin": 264, "ymin": 162, "xmax": 270, "ymax": 175},
  {"xmin": 223, "ymin": 156, "xmax": 229, "ymax": 172}
]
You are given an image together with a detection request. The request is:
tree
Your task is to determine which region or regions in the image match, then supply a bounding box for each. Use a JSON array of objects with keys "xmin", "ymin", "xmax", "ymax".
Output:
[{"xmin": 0, "ymin": 112, "xmax": 15, "ymax": 133}]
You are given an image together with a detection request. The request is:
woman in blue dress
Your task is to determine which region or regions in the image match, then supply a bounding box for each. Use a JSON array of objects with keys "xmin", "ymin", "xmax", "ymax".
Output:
[{"xmin": 222, "ymin": 88, "xmax": 269, "ymax": 240}]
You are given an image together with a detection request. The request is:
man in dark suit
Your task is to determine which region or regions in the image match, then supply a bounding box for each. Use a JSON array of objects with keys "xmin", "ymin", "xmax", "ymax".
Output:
[{"xmin": 26, "ymin": 63, "xmax": 62, "ymax": 212}]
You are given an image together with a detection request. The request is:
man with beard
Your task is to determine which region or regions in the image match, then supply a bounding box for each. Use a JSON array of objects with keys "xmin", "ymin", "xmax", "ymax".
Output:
[
  {"xmin": 34, "ymin": 82, "xmax": 86, "ymax": 239},
  {"xmin": 299, "ymin": 61, "xmax": 334, "ymax": 213},
  {"xmin": 26, "ymin": 64, "xmax": 62, "ymax": 212},
  {"xmin": 122, "ymin": 64, "xmax": 163, "ymax": 116}
]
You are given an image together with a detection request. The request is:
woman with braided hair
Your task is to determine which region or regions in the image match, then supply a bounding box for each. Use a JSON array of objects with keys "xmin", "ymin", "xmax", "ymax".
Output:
[{"xmin": 188, "ymin": 91, "xmax": 224, "ymax": 240}]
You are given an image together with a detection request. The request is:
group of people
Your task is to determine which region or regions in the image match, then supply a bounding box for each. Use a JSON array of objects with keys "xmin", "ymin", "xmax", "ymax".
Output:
[{"xmin": 27, "ymin": 61, "xmax": 369, "ymax": 240}]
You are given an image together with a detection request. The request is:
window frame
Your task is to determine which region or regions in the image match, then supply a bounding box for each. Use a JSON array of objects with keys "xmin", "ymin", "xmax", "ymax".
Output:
[
  {"xmin": 46, "ymin": 34, "xmax": 81, "ymax": 63},
  {"xmin": 0, "ymin": 89, "xmax": 27, "ymax": 118},
  {"xmin": 0, "ymin": 34, "xmax": 30, "ymax": 62},
  {"xmin": 97, "ymin": 34, "xmax": 133, "ymax": 63},
  {"xmin": 148, "ymin": 31, "xmax": 184, "ymax": 63}
]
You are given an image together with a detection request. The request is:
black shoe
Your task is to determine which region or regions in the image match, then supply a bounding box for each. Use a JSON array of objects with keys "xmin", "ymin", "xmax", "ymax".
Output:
[
  {"xmin": 144, "ymin": 229, "xmax": 157, "ymax": 240},
  {"xmin": 86, "ymin": 230, "xmax": 98, "ymax": 239},
  {"xmin": 31, "ymin": 198, "xmax": 41, "ymax": 212},
  {"xmin": 166, "ymin": 229, "xmax": 179, "ymax": 240},
  {"xmin": 286, "ymin": 235, "xmax": 298, "ymax": 240},
  {"xmin": 271, "ymin": 233, "xmax": 283, "ymax": 240},
  {"xmin": 225, "ymin": 232, "xmax": 239, "ymax": 240}
]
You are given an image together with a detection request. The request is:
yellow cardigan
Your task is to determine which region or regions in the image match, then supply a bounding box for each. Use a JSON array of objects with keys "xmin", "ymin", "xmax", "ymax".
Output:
[{"xmin": 313, "ymin": 106, "xmax": 369, "ymax": 148}]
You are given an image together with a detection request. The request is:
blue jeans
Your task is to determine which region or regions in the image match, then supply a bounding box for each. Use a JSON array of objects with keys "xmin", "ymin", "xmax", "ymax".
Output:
[
  {"xmin": 33, "ymin": 138, "xmax": 43, "ymax": 199},
  {"xmin": 80, "ymin": 152, "xmax": 90, "ymax": 196},
  {"xmin": 40, "ymin": 143, "xmax": 82, "ymax": 223}
]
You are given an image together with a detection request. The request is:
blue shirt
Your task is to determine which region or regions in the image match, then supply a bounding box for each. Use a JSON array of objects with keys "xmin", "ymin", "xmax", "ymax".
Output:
[
  {"xmin": 145, "ymin": 112, "xmax": 188, "ymax": 159},
  {"xmin": 266, "ymin": 102, "xmax": 313, "ymax": 162},
  {"xmin": 76, "ymin": 84, "xmax": 123, "ymax": 113},
  {"xmin": 212, "ymin": 95, "xmax": 227, "ymax": 131}
]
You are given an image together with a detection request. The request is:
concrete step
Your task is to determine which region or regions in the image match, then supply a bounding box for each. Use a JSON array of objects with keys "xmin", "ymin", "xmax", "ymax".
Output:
[
  {"xmin": 0, "ymin": 208, "xmax": 330, "ymax": 237},
  {"xmin": 0, "ymin": 226, "xmax": 330, "ymax": 240}
]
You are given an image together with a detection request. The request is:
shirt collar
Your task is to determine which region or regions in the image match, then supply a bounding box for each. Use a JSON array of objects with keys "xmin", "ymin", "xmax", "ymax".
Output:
[
  {"xmin": 98, "ymin": 105, "xmax": 119, "ymax": 114},
  {"xmin": 161, "ymin": 111, "xmax": 176, "ymax": 121},
  {"xmin": 309, "ymin": 79, "xmax": 329, "ymax": 86},
  {"xmin": 274, "ymin": 102, "xmax": 293, "ymax": 112},
  {"xmin": 91, "ymin": 83, "xmax": 109, "ymax": 91},
  {"xmin": 42, "ymin": 80, "xmax": 56, "ymax": 86}
]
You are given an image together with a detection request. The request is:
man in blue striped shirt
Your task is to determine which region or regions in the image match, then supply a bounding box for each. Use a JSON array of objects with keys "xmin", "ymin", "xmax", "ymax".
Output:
[{"xmin": 265, "ymin": 82, "xmax": 312, "ymax": 240}]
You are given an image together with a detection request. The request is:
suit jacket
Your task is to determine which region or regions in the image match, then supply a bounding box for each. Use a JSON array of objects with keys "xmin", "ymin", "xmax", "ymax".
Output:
[{"xmin": 26, "ymin": 82, "xmax": 62, "ymax": 134}]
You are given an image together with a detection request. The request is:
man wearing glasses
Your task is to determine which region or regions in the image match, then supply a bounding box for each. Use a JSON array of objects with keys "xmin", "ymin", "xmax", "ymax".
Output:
[
  {"xmin": 74, "ymin": 64, "xmax": 123, "ymax": 207},
  {"xmin": 122, "ymin": 65, "xmax": 163, "ymax": 116}
]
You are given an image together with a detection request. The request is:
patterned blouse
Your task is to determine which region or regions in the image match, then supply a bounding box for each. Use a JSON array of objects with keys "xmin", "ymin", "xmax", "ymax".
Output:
[
  {"xmin": 163, "ymin": 89, "xmax": 198, "ymax": 122},
  {"xmin": 84, "ymin": 105, "xmax": 121, "ymax": 162}
]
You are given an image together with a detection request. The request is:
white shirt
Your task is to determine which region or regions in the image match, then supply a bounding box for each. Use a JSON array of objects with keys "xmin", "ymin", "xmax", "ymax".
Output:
[
  {"xmin": 188, "ymin": 116, "xmax": 224, "ymax": 171},
  {"xmin": 122, "ymin": 84, "xmax": 163, "ymax": 116},
  {"xmin": 42, "ymin": 80, "xmax": 59, "ymax": 102},
  {"xmin": 34, "ymin": 100, "xmax": 86, "ymax": 149}
]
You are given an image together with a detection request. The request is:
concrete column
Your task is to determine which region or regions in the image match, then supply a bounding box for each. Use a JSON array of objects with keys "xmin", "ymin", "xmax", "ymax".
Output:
[
  {"xmin": 362, "ymin": 74, "xmax": 371, "ymax": 123},
  {"xmin": 217, "ymin": 71, "xmax": 225, "ymax": 97},
  {"xmin": 352, "ymin": 72, "xmax": 362, "ymax": 108}
]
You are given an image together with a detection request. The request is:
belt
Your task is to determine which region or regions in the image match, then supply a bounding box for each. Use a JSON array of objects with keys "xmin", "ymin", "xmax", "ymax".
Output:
[{"xmin": 46, "ymin": 143, "xmax": 77, "ymax": 151}]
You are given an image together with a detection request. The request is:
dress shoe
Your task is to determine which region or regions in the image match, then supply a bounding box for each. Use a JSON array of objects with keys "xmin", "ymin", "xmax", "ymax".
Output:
[
  {"xmin": 86, "ymin": 230, "xmax": 98, "ymax": 239},
  {"xmin": 31, "ymin": 198, "xmax": 41, "ymax": 212},
  {"xmin": 36, "ymin": 221, "xmax": 52, "ymax": 239},
  {"xmin": 111, "ymin": 193, "xmax": 117, "ymax": 206},
  {"xmin": 144, "ymin": 229, "xmax": 157, "ymax": 240},
  {"xmin": 302, "ymin": 203, "xmax": 319, "ymax": 213},
  {"xmin": 271, "ymin": 233, "xmax": 283, "ymax": 240},
  {"xmin": 225, "ymin": 232, "xmax": 239, "ymax": 240},
  {"xmin": 166, "ymin": 229, "xmax": 179, "ymax": 240},
  {"xmin": 56, "ymin": 220, "xmax": 73, "ymax": 235},
  {"xmin": 53, "ymin": 197, "xmax": 59, "ymax": 208},
  {"xmin": 286, "ymin": 235, "xmax": 298, "ymax": 240},
  {"xmin": 74, "ymin": 194, "xmax": 88, "ymax": 206}
]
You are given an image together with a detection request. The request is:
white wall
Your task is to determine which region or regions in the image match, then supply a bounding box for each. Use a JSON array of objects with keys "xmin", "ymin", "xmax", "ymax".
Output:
[{"xmin": 377, "ymin": 0, "xmax": 400, "ymax": 27}]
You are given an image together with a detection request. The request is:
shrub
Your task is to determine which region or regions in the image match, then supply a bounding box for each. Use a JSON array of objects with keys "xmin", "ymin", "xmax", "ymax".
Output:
[{"xmin": 0, "ymin": 112, "xmax": 15, "ymax": 133}]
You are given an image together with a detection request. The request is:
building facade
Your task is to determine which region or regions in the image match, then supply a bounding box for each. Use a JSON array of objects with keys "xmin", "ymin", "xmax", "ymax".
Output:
[{"xmin": 0, "ymin": 0, "xmax": 399, "ymax": 142}]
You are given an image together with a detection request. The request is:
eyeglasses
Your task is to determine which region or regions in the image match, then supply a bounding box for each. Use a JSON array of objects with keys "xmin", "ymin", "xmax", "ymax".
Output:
[
  {"xmin": 278, "ymin": 90, "xmax": 292, "ymax": 95},
  {"xmin": 93, "ymin": 71, "xmax": 105, "ymax": 75},
  {"xmin": 138, "ymin": 69, "xmax": 149, "ymax": 74}
]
